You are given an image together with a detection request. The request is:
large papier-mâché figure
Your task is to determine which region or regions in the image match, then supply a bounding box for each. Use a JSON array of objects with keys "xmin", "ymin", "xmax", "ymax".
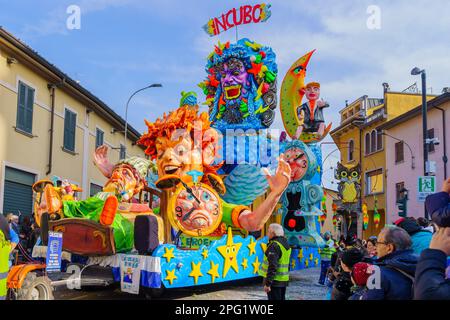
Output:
[
  {"xmin": 35, "ymin": 154, "xmax": 156, "ymax": 252},
  {"xmin": 280, "ymin": 139, "xmax": 324, "ymax": 248},
  {"xmin": 199, "ymin": 38, "xmax": 277, "ymax": 131},
  {"xmin": 137, "ymin": 96, "xmax": 290, "ymax": 242}
]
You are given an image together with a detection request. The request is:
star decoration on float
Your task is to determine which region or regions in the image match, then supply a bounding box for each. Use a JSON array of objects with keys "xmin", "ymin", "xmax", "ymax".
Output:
[
  {"xmin": 297, "ymin": 249, "xmax": 304, "ymax": 260},
  {"xmin": 241, "ymin": 258, "xmax": 248, "ymax": 270},
  {"xmin": 247, "ymin": 238, "xmax": 257, "ymax": 256},
  {"xmin": 201, "ymin": 248, "xmax": 209, "ymax": 260},
  {"xmin": 165, "ymin": 269, "xmax": 177, "ymax": 285},
  {"xmin": 252, "ymin": 257, "xmax": 261, "ymax": 274},
  {"xmin": 304, "ymin": 259, "xmax": 309, "ymax": 268},
  {"xmin": 162, "ymin": 247, "xmax": 175, "ymax": 263},
  {"xmin": 314, "ymin": 258, "xmax": 319, "ymax": 266},
  {"xmin": 260, "ymin": 242, "xmax": 267, "ymax": 253},
  {"xmin": 291, "ymin": 259, "xmax": 296, "ymax": 269},
  {"xmin": 189, "ymin": 261, "xmax": 204, "ymax": 285},
  {"xmin": 217, "ymin": 228, "xmax": 242, "ymax": 277},
  {"xmin": 207, "ymin": 261, "xmax": 220, "ymax": 283}
]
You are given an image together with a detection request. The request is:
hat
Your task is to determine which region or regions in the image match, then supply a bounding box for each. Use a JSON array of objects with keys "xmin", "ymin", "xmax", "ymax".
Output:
[
  {"xmin": 341, "ymin": 248, "xmax": 364, "ymax": 269},
  {"xmin": 394, "ymin": 217, "xmax": 422, "ymax": 236},
  {"xmin": 117, "ymin": 156, "xmax": 152, "ymax": 181},
  {"xmin": 351, "ymin": 262, "xmax": 371, "ymax": 286}
]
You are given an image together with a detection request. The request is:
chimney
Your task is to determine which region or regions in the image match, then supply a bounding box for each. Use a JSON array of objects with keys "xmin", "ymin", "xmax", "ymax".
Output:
[{"xmin": 382, "ymin": 82, "xmax": 390, "ymax": 93}]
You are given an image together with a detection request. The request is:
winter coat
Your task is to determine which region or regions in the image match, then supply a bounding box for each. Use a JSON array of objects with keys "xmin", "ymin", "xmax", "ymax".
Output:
[
  {"xmin": 349, "ymin": 286, "xmax": 367, "ymax": 300},
  {"xmin": 362, "ymin": 249, "xmax": 418, "ymax": 300},
  {"xmin": 331, "ymin": 272, "xmax": 353, "ymax": 300},
  {"xmin": 263, "ymin": 236, "xmax": 290, "ymax": 288},
  {"xmin": 396, "ymin": 218, "xmax": 432, "ymax": 256},
  {"xmin": 414, "ymin": 249, "xmax": 450, "ymax": 300},
  {"xmin": 425, "ymin": 191, "xmax": 450, "ymax": 227},
  {"xmin": 410, "ymin": 231, "xmax": 432, "ymax": 256}
]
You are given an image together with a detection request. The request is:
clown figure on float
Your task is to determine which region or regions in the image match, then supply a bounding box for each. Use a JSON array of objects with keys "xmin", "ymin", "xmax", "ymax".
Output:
[{"xmin": 279, "ymin": 138, "xmax": 325, "ymax": 248}]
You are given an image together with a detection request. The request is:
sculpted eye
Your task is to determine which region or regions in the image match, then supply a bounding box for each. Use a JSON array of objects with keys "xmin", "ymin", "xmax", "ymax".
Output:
[
  {"xmin": 351, "ymin": 171, "xmax": 358, "ymax": 177},
  {"xmin": 202, "ymin": 192, "xmax": 211, "ymax": 202},
  {"xmin": 341, "ymin": 172, "xmax": 348, "ymax": 178}
]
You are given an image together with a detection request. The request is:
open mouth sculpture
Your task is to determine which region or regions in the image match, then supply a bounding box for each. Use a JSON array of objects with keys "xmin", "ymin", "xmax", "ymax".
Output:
[
  {"xmin": 224, "ymin": 85, "xmax": 242, "ymax": 100},
  {"xmin": 183, "ymin": 210, "xmax": 212, "ymax": 229},
  {"xmin": 163, "ymin": 164, "xmax": 182, "ymax": 175}
]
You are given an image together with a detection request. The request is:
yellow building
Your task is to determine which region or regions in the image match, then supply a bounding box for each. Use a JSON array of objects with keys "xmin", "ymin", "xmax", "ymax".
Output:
[
  {"xmin": 0, "ymin": 28, "xmax": 147, "ymax": 217},
  {"xmin": 330, "ymin": 85, "xmax": 435, "ymax": 238}
]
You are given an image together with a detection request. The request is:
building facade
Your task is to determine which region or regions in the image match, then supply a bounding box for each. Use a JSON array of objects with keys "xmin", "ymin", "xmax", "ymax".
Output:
[
  {"xmin": 379, "ymin": 92, "xmax": 450, "ymax": 224},
  {"xmin": 330, "ymin": 85, "xmax": 436, "ymax": 238},
  {"xmin": 0, "ymin": 28, "xmax": 146, "ymax": 217}
]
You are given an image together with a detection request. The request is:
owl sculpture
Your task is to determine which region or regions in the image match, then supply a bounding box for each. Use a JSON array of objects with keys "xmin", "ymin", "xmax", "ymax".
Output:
[{"xmin": 334, "ymin": 162, "xmax": 361, "ymax": 204}]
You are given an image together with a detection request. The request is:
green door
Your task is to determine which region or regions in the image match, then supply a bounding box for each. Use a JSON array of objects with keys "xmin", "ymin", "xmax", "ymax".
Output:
[{"xmin": 3, "ymin": 167, "xmax": 36, "ymax": 217}]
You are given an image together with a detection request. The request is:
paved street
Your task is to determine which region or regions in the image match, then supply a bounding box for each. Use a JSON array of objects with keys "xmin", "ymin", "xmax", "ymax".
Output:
[{"xmin": 55, "ymin": 267, "xmax": 328, "ymax": 300}]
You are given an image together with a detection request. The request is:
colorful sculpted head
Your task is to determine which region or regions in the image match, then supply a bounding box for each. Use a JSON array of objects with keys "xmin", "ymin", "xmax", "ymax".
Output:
[
  {"xmin": 137, "ymin": 96, "xmax": 221, "ymax": 183},
  {"xmin": 281, "ymin": 139, "xmax": 317, "ymax": 182},
  {"xmin": 200, "ymin": 38, "xmax": 277, "ymax": 130},
  {"xmin": 303, "ymin": 82, "xmax": 321, "ymax": 102},
  {"xmin": 103, "ymin": 156, "xmax": 151, "ymax": 201}
]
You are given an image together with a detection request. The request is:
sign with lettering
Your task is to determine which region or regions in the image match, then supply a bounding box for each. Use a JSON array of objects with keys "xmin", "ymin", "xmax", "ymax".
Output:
[
  {"xmin": 417, "ymin": 176, "xmax": 436, "ymax": 202},
  {"xmin": 120, "ymin": 255, "xmax": 142, "ymax": 294},
  {"xmin": 203, "ymin": 3, "xmax": 272, "ymax": 36},
  {"xmin": 46, "ymin": 232, "xmax": 63, "ymax": 272}
]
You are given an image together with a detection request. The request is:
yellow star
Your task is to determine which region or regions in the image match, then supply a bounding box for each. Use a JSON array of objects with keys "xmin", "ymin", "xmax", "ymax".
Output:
[
  {"xmin": 165, "ymin": 269, "xmax": 177, "ymax": 285},
  {"xmin": 260, "ymin": 242, "xmax": 267, "ymax": 253},
  {"xmin": 297, "ymin": 249, "xmax": 304, "ymax": 260},
  {"xmin": 247, "ymin": 238, "xmax": 257, "ymax": 256},
  {"xmin": 309, "ymin": 253, "xmax": 314, "ymax": 261},
  {"xmin": 304, "ymin": 259, "xmax": 309, "ymax": 268},
  {"xmin": 314, "ymin": 258, "xmax": 319, "ymax": 266},
  {"xmin": 252, "ymin": 256, "xmax": 261, "ymax": 274},
  {"xmin": 207, "ymin": 261, "xmax": 220, "ymax": 283},
  {"xmin": 241, "ymin": 258, "xmax": 248, "ymax": 270},
  {"xmin": 291, "ymin": 259, "xmax": 296, "ymax": 269},
  {"xmin": 217, "ymin": 228, "xmax": 242, "ymax": 277},
  {"xmin": 162, "ymin": 247, "xmax": 175, "ymax": 263},
  {"xmin": 201, "ymin": 248, "xmax": 209, "ymax": 259},
  {"xmin": 189, "ymin": 261, "xmax": 203, "ymax": 285}
]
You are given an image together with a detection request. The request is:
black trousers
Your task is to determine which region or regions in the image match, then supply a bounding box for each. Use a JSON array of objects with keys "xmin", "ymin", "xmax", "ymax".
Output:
[{"xmin": 267, "ymin": 286, "xmax": 286, "ymax": 300}]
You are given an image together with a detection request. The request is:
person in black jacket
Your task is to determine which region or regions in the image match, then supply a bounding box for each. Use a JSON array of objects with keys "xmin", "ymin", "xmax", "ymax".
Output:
[
  {"xmin": 414, "ymin": 227, "xmax": 450, "ymax": 299},
  {"xmin": 262, "ymin": 224, "xmax": 291, "ymax": 300},
  {"xmin": 425, "ymin": 178, "xmax": 450, "ymax": 227}
]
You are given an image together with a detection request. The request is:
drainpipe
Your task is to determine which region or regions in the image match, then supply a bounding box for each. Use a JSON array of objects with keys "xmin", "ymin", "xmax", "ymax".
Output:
[
  {"xmin": 46, "ymin": 84, "xmax": 56, "ymax": 175},
  {"xmin": 435, "ymin": 106, "xmax": 448, "ymax": 179},
  {"xmin": 46, "ymin": 78, "xmax": 66, "ymax": 175}
]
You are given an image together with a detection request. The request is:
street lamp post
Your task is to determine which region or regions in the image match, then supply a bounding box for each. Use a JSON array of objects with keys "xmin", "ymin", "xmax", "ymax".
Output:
[
  {"xmin": 411, "ymin": 67, "xmax": 428, "ymax": 176},
  {"xmin": 123, "ymin": 83, "xmax": 162, "ymax": 157}
]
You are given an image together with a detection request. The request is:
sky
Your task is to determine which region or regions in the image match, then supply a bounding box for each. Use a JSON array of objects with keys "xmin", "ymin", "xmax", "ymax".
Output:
[{"xmin": 1, "ymin": 0, "xmax": 450, "ymax": 189}]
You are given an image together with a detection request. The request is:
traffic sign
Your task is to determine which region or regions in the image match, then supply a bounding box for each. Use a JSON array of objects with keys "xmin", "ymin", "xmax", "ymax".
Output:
[{"xmin": 417, "ymin": 176, "xmax": 436, "ymax": 202}]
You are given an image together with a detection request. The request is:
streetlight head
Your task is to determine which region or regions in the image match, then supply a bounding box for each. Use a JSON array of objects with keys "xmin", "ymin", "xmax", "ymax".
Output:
[
  {"xmin": 150, "ymin": 83, "xmax": 163, "ymax": 88},
  {"xmin": 411, "ymin": 67, "xmax": 423, "ymax": 76}
]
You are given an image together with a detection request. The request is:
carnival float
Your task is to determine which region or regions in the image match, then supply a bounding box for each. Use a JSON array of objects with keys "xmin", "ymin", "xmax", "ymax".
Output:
[{"xmin": 7, "ymin": 3, "xmax": 332, "ymax": 299}]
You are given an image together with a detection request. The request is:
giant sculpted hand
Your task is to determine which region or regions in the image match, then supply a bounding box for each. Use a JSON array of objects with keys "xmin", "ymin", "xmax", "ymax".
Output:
[
  {"xmin": 93, "ymin": 145, "xmax": 114, "ymax": 178},
  {"xmin": 239, "ymin": 154, "xmax": 291, "ymax": 231},
  {"xmin": 263, "ymin": 154, "xmax": 292, "ymax": 196}
]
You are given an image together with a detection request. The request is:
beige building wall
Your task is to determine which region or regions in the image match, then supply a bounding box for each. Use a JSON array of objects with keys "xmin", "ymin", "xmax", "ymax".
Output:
[{"xmin": 0, "ymin": 42, "xmax": 147, "ymax": 213}]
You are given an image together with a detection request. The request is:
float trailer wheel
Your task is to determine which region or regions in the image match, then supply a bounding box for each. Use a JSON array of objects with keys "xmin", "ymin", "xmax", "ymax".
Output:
[{"xmin": 15, "ymin": 272, "xmax": 54, "ymax": 300}]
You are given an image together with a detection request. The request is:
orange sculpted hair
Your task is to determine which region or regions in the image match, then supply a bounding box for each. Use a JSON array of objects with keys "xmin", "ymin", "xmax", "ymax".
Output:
[{"xmin": 137, "ymin": 105, "xmax": 215, "ymax": 161}]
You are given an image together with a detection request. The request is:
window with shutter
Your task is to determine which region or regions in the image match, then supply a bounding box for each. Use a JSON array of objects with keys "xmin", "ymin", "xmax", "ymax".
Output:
[
  {"xmin": 395, "ymin": 141, "xmax": 404, "ymax": 163},
  {"xmin": 64, "ymin": 109, "xmax": 77, "ymax": 152},
  {"xmin": 96, "ymin": 128, "xmax": 104, "ymax": 149},
  {"xmin": 365, "ymin": 133, "xmax": 371, "ymax": 155},
  {"xmin": 370, "ymin": 130, "xmax": 377, "ymax": 153},
  {"xmin": 16, "ymin": 81, "xmax": 35, "ymax": 134}
]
